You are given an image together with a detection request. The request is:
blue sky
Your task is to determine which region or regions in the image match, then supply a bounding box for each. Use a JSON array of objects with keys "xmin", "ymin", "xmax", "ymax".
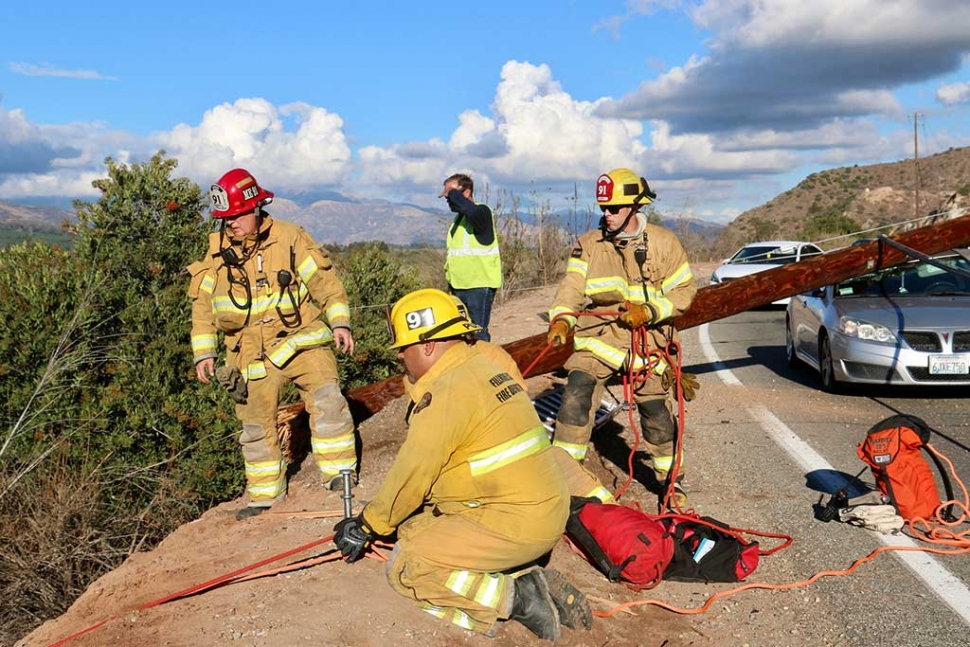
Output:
[{"xmin": 2, "ymin": 0, "xmax": 969, "ymax": 223}]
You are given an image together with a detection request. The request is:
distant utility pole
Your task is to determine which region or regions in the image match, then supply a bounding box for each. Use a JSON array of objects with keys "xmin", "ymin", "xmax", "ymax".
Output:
[{"xmin": 913, "ymin": 113, "xmax": 921, "ymax": 219}]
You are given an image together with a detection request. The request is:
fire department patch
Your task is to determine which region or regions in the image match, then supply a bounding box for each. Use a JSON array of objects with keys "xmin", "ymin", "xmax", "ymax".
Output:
[
  {"xmin": 411, "ymin": 391, "xmax": 433, "ymax": 415},
  {"xmin": 571, "ymin": 244, "xmax": 583, "ymax": 258}
]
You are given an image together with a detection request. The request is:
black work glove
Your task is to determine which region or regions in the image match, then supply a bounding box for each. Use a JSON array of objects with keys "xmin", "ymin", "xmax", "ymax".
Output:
[{"xmin": 333, "ymin": 514, "xmax": 374, "ymax": 563}]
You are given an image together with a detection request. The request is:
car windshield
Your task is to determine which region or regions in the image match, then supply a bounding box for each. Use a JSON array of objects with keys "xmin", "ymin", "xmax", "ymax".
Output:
[
  {"xmin": 835, "ymin": 253, "xmax": 970, "ymax": 297},
  {"xmin": 730, "ymin": 245, "xmax": 799, "ymax": 265}
]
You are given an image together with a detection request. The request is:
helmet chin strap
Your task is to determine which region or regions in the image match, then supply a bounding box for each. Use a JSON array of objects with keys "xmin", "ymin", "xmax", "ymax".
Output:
[{"xmin": 601, "ymin": 207, "xmax": 639, "ymax": 240}]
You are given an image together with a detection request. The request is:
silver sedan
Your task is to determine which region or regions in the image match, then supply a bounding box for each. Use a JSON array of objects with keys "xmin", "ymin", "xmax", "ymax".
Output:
[{"xmin": 785, "ymin": 250, "xmax": 970, "ymax": 392}]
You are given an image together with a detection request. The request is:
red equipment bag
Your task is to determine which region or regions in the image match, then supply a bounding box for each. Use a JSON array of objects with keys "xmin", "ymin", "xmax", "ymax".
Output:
[
  {"xmin": 660, "ymin": 515, "xmax": 760, "ymax": 583},
  {"xmin": 856, "ymin": 414, "xmax": 943, "ymax": 521},
  {"xmin": 565, "ymin": 497, "xmax": 673, "ymax": 590}
]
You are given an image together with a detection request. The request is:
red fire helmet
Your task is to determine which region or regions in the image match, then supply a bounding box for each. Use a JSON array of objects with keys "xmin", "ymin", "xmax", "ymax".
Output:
[{"xmin": 209, "ymin": 168, "xmax": 275, "ymax": 218}]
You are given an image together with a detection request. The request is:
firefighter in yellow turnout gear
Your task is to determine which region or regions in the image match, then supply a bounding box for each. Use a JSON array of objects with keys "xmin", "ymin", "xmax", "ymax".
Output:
[
  {"xmin": 334, "ymin": 289, "xmax": 591, "ymax": 641},
  {"xmin": 547, "ymin": 168, "xmax": 697, "ymax": 506},
  {"xmin": 188, "ymin": 168, "xmax": 357, "ymax": 520}
]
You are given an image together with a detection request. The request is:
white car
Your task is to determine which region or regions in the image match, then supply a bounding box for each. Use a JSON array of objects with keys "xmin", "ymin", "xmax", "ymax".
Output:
[{"xmin": 709, "ymin": 241, "xmax": 826, "ymax": 305}]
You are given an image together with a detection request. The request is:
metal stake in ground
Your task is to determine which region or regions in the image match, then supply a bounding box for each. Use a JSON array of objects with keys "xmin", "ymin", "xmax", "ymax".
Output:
[{"xmin": 340, "ymin": 469, "xmax": 354, "ymax": 519}]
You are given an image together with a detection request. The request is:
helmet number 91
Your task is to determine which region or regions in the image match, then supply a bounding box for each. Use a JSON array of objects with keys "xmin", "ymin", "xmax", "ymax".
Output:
[{"xmin": 406, "ymin": 307, "xmax": 435, "ymax": 330}]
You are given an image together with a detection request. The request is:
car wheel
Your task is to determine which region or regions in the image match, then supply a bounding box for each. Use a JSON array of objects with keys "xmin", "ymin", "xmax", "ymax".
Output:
[
  {"xmin": 785, "ymin": 317, "xmax": 800, "ymax": 367},
  {"xmin": 819, "ymin": 334, "xmax": 840, "ymax": 393}
]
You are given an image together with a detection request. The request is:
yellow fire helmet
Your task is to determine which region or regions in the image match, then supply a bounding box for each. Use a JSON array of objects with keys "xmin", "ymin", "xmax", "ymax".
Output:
[
  {"xmin": 450, "ymin": 295, "xmax": 470, "ymax": 321},
  {"xmin": 596, "ymin": 168, "xmax": 656, "ymax": 207},
  {"xmin": 387, "ymin": 288, "xmax": 482, "ymax": 349}
]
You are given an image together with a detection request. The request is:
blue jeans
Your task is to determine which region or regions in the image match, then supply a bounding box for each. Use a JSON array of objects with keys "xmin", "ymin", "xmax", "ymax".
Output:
[{"xmin": 450, "ymin": 286, "xmax": 496, "ymax": 342}]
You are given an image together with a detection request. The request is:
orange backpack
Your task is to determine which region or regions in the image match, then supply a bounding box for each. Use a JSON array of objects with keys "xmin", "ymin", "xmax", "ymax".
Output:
[{"xmin": 856, "ymin": 414, "xmax": 948, "ymax": 521}]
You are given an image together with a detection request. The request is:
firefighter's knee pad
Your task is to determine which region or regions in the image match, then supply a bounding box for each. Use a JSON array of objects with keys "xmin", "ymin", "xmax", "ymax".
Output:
[
  {"xmin": 239, "ymin": 423, "xmax": 269, "ymax": 445},
  {"xmin": 558, "ymin": 371, "xmax": 597, "ymax": 427},
  {"xmin": 638, "ymin": 399, "xmax": 675, "ymax": 445},
  {"xmin": 311, "ymin": 383, "xmax": 353, "ymax": 433}
]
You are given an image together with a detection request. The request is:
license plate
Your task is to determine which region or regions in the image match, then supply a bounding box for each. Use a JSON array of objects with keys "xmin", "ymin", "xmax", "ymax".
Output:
[{"xmin": 928, "ymin": 354, "xmax": 969, "ymax": 375}]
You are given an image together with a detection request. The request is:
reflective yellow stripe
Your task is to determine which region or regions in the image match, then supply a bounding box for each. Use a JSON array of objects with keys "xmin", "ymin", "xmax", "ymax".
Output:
[
  {"xmin": 548, "ymin": 306, "xmax": 577, "ymax": 327},
  {"xmin": 653, "ymin": 455, "xmax": 674, "ymax": 472},
  {"xmin": 574, "ymin": 337, "xmax": 627, "ymax": 369},
  {"xmin": 445, "ymin": 570, "xmax": 475, "ymax": 597},
  {"xmin": 587, "ymin": 485, "xmax": 614, "ymax": 503},
  {"xmin": 315, "ymin": 459, "xmax": 357, "ymax": 476},
  {"xmin": 450, "ymin": 609, "xmax": 475, "ymax": 630},
  {"xmin": 297, "ymin": 255, "xmax": 318, "ymax": 282},
  {"xmin": 326, "ymin": 302, "xmax": 350, "ymax": 322},
  {"xmin": 245, "ymin": 459, "xmax": 283, "ymax": 476},
  {"xmin": 574, "ymin": 337, "xmax": 666, "ymax": 373},
  {"xmin": 311, "ymin": 432, "xmax": 355, "ymax": 452},
  {"xmin": 566, "ymin": 258, "xmax": 588, "ymax": 276},
  {"xmin": 468, "ymin": 426, "xmax": 548, "ymax": 476},
  {"xmin": 422, "ymin": 605, "xmax": 447, "ymax": 619},
  {"xmin": 244, "ymin": 458, "xmax": 285, "ymax": 500},
  {"xmin": 191, "ymin": 333, "xmax": 217, "ymax": 356},
  {"xmin": 472, "ymin": 574, "xmax": 504, "ymax": 609},
  {"xmin": 662, "ymin": 262, "xmax": 693, "ymax": 292},
  {"xmin": 241, "ymin": 361, "xmax": 267, "ymax": 381},
  {"xmin": 552, "ymin": 439, "xmax": 587, "ymax": 460},
  {"xmin": 266, "ymin": 326, "xmax": 333, "ymax": 367},
  {"xmin": 650, "ymin": 296, "xmax": 674, "ymax": 319},
  {"xmin": 199, "ymin": 274, "xmax": 215, "ymax": 294}
]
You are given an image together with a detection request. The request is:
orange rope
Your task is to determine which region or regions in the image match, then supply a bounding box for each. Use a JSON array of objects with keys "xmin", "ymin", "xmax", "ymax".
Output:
[{"xmin": 47, "ymin": 516, "xmax": 399, "ymax": 647}]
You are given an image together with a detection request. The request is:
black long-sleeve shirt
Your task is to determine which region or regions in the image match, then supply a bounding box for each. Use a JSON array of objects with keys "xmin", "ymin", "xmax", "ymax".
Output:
[{"xmin": 446, "ymin": 188, "xmax": 495, "ymax": 246}]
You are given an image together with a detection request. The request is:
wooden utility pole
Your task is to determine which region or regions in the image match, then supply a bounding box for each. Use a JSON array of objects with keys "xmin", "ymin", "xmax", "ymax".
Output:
[
  {"xmin": 914, "ymin": 113, "xmax": 921, "ymax": 218},
  {"xmin": 295, "ymin": 213, "xmax": 970, "ymax": 427}
]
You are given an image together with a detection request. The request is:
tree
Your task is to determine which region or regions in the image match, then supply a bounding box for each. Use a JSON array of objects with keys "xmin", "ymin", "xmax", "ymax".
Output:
[
  {"xmin": 0, "ymin": 153, "xmax": 241, "ymax": 643},
  {"xmin": 332, "ymin": 242, "xmax": 420, "ymax": 390}
]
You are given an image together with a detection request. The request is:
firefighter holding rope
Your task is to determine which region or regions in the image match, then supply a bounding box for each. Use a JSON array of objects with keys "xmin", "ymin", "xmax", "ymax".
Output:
[{"xmin": 546, "ymin": 168, "xmax": 698, "ymax": 507}]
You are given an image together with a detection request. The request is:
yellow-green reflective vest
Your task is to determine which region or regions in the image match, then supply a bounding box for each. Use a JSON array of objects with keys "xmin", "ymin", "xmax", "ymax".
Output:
[{"xmin": 445, "ymin": 208, "xmax": 502, "ymax": 289}]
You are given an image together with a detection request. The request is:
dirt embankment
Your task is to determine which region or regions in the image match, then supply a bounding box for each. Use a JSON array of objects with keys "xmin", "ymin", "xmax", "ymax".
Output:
[{"xmin": 22, "ymin": 271, "xmax": 724, "ymax": 647}]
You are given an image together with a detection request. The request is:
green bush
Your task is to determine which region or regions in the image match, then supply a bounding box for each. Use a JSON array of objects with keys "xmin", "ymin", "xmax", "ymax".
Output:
[{"xmin": 332, "ymin": 242, "xmax": 420, "ymax": 390}]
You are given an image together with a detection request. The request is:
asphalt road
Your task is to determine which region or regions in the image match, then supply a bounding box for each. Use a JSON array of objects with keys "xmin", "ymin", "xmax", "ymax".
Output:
[{"xmin": 644, "ymin": 307, "xmax": 970, "ymax": 647}]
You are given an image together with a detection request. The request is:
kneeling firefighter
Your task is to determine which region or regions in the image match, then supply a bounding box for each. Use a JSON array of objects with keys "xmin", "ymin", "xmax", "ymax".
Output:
[
  {"xmin": 334, "ymin": 288, "xmax": 591, "ymax": 641},
  {"xmin": 546, "ymin": 168, "xmax": 698, "ymax": 507}
]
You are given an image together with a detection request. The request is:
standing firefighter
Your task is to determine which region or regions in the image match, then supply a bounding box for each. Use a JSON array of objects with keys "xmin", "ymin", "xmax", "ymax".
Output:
[
  {"xmin": 333, "ymin": 288, "xmax": 590, "ymax": 641},
  {"xmin": 188, "ymin": 168, "xmax": 357, "ymax": 520},
  {"xmin": 546, "ymin": 168, "xmax": 697, "ymax": 507}
]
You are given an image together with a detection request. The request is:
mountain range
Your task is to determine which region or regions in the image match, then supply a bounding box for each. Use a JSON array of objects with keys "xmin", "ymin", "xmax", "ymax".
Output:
[
  {"xmin": 0, "ymin": 194, "xmax": 724, "ymax": 248},
  {"xmin": 8, "ymin": 145, "xmax": 969, "ymax": 250}
]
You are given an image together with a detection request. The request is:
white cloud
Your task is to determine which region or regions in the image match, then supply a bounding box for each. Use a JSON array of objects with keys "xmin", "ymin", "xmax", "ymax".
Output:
[
  {"xmin": 937, "ymin": 81, "xmax": 970, "ymax": 106},
  {"xmin": 156, "ymin": 98, "xmax": 352, "ymax": 190},
  {"xmin": 600, "ymin": 0, "xmax": 970, "ymax": 133},
  {"xmin": 644, "ymin": 121, "xmax": 799, "ymax": 178},
  {"xmin": 357, "ymin": 61, "xmax": 649, "ymax": 201},
  {"xmin": 0, "ymin": 169, "xmax": 104, "ymax": 198},
  {"xmin": 718, "ymin": 119, "xmax": 879, "ymax": 151},
  {"xmin": 9, "ymin": 62, "xmax": 118, "ymax": 81}
]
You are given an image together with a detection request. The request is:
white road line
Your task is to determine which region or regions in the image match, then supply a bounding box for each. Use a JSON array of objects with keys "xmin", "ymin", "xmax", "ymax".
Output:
[{"xmin": 698, "ymin": 323, "xmax": 970, "ymax": 627}]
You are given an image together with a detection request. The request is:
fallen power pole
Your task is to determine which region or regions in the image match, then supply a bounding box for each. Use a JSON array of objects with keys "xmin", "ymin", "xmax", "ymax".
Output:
[{"xmin": 283, "ymin": 212, "xmax": 970, "ymax": 426}]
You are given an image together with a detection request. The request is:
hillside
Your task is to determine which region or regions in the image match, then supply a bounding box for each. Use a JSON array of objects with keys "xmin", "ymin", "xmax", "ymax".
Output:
[
  {"xmin": 0, "ymin": 200, "xmax": 73, "ymax": 231},
  {"xmin": 710, "ymin": 145, "xmax": 970, "ymax": 257}
]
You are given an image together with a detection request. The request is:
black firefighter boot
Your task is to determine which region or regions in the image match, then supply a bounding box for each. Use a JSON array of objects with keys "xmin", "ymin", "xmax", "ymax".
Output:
[
  {"xmin": 544, "ymin": 569, "xmax": 592, "ymax": 630},
  {"xmin": 509, "ymin": 567, "xmax": 562, "ymax": 641}
]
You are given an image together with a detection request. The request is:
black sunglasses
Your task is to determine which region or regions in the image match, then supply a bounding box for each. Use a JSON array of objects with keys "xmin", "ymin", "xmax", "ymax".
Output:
[{"xmin": 600, "ymin": 205, "xmax": 626, "ymax": 215}]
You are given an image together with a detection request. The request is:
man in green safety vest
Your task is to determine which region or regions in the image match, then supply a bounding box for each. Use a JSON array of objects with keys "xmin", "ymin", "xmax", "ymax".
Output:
[{"xmin": 439, "ymin": 173, "xmax": 502, "ymax": 341}]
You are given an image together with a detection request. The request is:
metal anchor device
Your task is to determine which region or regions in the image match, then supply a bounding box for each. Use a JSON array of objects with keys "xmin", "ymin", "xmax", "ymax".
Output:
[{"xmin": 339, "ymin": 468, "xmax": 354, "ymax": 519}]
